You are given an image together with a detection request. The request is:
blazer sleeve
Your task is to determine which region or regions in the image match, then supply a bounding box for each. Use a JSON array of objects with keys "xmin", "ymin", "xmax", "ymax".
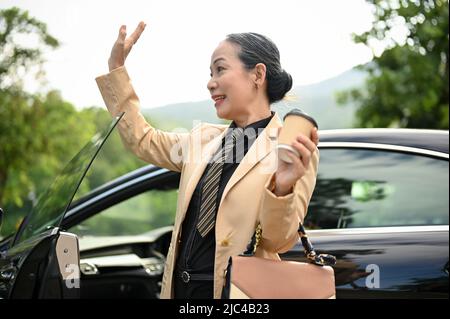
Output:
[
  {"xmin": 258, "ymin": 149, "xmax": 319, "ymax": 253},
  {"xmin": 95, "ymin": 66, "xmax": 189, "ymax": 172}
]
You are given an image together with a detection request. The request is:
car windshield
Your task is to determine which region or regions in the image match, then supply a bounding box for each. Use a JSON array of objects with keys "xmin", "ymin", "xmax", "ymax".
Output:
[{"xmin": 12, "ymin": 113, "xmax": 123, "ymax": 246}]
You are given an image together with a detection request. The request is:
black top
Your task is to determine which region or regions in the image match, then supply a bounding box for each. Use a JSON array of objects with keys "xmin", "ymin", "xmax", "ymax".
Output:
[{"xmin": 176, "ymin": 112, "xmax": 274, "ymax": 273}]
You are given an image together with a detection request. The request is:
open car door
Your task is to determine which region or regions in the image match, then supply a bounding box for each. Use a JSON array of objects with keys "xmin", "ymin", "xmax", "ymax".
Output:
[{"xmin": 0, "ymin": 113, "xmax": 123, "ymax": 299}]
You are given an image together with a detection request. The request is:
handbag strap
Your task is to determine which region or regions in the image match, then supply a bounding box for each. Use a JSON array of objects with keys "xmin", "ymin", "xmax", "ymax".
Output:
[{"xmin": 242, "ymin": 222, "xmax": 337, "ymax": 267}]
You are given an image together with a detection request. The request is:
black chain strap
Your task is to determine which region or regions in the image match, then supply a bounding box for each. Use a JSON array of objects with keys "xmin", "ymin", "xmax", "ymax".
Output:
[{"xmin": 242, "ymin": 223, "xmax": 336, "ymax": 267}]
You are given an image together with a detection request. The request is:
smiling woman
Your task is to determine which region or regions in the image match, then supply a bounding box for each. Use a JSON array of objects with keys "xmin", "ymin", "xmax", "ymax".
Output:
[
  {"xmin": 95, "ymin": 22, "xmax": 320, "ymax": 299},
  {"xmin": 207, "ymin": 33, "xmax": 293, "ymax": 126}
]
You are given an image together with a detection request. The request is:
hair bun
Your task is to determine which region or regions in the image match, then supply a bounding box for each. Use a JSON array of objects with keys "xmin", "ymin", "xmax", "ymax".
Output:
[
  {"xmin": 267, "ymin": 69, "xmax": 293, "ymax": 104},
  {"xmin": 282, "ymin": 70, "xmax": 293, "ymax": 95}
]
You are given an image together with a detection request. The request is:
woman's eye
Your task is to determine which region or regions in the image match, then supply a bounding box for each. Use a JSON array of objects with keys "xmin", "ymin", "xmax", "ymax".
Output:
[{"xmin": 209, "ymin": 67, "xmax": 224, "ymax": 77}]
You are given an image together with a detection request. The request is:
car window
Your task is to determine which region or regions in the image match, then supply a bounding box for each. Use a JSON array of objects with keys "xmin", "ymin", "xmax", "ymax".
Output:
[
  {"xmin": 12, "ymin": 115, "xmax": 123, "ymax": 246},
  {"xmin": 69, "ymin": 189, "xmax": 177, "ymax": 237},
  {"xmin": 305, "ymin": 148, "xmax": 449, "ymax": 229}
]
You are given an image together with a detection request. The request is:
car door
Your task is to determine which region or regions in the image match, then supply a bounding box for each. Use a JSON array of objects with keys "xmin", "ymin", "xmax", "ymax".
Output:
[{"xmin": 0, "ymin": 113, "xmax": 124, "ymax": 299}]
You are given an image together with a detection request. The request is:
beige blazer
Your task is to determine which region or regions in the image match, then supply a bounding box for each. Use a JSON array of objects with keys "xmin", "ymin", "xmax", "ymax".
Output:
[{"xmin": 96, "ymin": 66, "xmax": 319, "ymax": 299}]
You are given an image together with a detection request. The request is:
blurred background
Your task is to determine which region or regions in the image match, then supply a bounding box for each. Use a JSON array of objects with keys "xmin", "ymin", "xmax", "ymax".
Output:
[{"xmin": 0, "ymin": 0, "xmax": 448, "ymax": 239}]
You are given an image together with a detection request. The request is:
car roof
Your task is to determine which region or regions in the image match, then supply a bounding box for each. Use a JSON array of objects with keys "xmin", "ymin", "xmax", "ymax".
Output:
[{"xmin": 319, "ymin": 128, "xmax": 449, "ymax": 154}]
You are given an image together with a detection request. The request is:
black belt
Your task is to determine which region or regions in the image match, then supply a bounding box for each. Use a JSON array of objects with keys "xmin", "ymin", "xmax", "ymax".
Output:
[{"xmin": 177, "ymin": 270, "xmax": 214, "ymax": 283}]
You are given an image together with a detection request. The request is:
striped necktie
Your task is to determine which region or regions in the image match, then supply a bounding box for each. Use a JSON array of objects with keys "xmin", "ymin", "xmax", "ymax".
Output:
[{"xmin": 196, "ymin": 127, "xmax": 245, "ymax": 237}]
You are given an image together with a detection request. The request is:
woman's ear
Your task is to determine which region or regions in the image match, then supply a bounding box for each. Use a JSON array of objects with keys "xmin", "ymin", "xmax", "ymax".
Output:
[{"xmin": 254, "ymin": 63, "xmax": 267, "ymax": 87}]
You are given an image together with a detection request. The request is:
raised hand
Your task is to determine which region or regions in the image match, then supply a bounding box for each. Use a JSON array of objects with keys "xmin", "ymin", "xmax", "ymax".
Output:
[{"xmin": 108, "ymin": 21, "xmax": 146, "ymax": 71}]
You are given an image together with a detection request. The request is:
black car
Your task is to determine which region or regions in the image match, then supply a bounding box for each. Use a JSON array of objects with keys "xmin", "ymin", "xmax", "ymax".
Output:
[{"xmin": 0, "ymin": 115, "xmax": 448, "ymax": 299}]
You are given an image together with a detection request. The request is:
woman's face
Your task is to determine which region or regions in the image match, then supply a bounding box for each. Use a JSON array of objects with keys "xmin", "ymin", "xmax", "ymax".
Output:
[{"xmin": 207, "ymin": 40, "xmax": 256, "ymax": 120}]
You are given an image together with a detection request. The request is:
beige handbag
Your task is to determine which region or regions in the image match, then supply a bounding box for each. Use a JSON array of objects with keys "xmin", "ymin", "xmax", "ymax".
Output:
[{"xmin": 222, "ymin": 224, "xmax": 337, "ymax": 299}]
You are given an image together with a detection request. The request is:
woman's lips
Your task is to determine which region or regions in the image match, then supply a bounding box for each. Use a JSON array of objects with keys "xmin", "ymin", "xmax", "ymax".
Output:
[{"xmin": 215, "ymin": 97, "xmax": 225, "ymax": 107}]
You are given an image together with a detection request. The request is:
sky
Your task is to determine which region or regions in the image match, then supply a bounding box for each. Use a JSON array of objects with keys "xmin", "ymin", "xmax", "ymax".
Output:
[{"xmin": 0, "ymin": 0, "xmax": 376, "ymax": 109}]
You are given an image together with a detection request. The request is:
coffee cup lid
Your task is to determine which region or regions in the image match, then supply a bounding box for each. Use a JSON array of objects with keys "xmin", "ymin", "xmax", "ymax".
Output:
[{"xmin": 283, "ymin": 108, "xmax": 318, "ymax": 129}]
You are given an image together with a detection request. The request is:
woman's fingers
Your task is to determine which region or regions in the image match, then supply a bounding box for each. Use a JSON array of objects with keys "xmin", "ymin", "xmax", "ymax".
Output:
[
  {"xmin": 123, "ymin": 22, "xmax": 146, "ymax": 58},
  {"xmin": 292, "ymin": 140, "xmax": 311, "ymax": 168},
  {"xmin": 286, "ymin": 151, "xmax": 306, "ymax": 180},
  {"xmin": 128, "ymin": 21, "xmax": 146, "ymax": 44},
  {"xmin": 118, "ymin": 25, "xmax": 127, "ymax": 41},
  {"xmin": 296, "ymin": 134, "xmax": 316, "ymax": 154},
  {"xmin": 286, "ymin": 151, "xmax": 300, "ymax": 167},
  {"xmin": 108, "ymin": 25, "xmax": 127, "ymax": 71},
  {"xmin": 311, "ymin": 127, "xmax": 319, "ymax": 146}
]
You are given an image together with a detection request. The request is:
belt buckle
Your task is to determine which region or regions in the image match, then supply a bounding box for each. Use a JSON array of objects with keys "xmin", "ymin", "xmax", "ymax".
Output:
[{"xmin": 181, "ymin": 271, "xmax": 190, "ymax": 283}]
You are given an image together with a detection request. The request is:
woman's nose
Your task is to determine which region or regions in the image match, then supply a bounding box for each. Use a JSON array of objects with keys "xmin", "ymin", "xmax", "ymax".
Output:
[{"xmin": 207, "ymin": 77, "xmax": 217, "ymax": 92}]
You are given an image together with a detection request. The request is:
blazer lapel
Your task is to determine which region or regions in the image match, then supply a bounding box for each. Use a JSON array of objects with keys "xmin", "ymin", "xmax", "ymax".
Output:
[
  {"xmin": 180, "ymin": 127, "xmax": 228, "ymax": 219},
  {"xmin": 219, "ymin": 113, "xmax": 282, "ymax": 207}
]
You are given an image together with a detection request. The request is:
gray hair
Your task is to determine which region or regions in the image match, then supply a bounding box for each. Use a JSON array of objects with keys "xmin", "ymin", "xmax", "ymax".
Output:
[{"xmin": 226, "ymin": 32, "xmax": 292, "ymax": 104}]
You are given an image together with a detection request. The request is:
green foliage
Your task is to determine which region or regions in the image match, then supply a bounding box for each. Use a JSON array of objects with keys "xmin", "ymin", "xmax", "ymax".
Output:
[
  {"xmin": 0, "ymin": 7, "xmax": 176, "ymax": 240},
  {"xmin": 0, "ymin": 6, "xmax": 65, "ymax": 211},
  {"xmin": 0, "ymin": 90, "xmax": 96, "ymax": 238},
  {"xmin": 338, "ymin": 0, "xmax": 449, "ymax": 128},
  {"xmin": 0, "ymin": 7, "xmax": 59, "ymax": 90}
]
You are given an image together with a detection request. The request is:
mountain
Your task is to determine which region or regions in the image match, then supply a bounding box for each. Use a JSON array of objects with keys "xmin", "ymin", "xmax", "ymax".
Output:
[{"xmin": 142, "ymin": 67, "xmax": 366, "ymax": 131}]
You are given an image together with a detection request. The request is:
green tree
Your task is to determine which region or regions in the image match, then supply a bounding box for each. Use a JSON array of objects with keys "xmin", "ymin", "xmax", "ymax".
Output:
[
  {"xmin": 338, "ymin": 0, "xmax": 449, "ymax": 129},
  {"xmin": 1, "ymin": 7, "xmax": 61, "ymax": 206},
  {"xmin": 0, "ymin": 7, "xmax": 59, "ymax": 91},
  {"xmin": 0, "ymin": 90, "xmax": 96, "ymax": 236},
  {"xmin": 0, "ymin": 8, "xmax": 96, "ymax": 237}
]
